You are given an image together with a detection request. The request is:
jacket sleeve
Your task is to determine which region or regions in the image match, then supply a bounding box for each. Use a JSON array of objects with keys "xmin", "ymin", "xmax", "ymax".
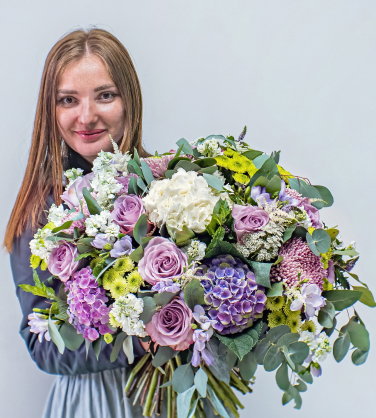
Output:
[{"xmin": 10, "ymin": 227, "xmax": 146, "ymax": 376}]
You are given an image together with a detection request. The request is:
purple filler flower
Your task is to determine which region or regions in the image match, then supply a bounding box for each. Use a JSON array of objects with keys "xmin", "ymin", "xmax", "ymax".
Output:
[
  {"xmin": 232, "ymin": 204, "xmax": 270, "ymax": 243},
  {"xmin": 110, "ymin": 235, "xmax": 134, "ymax": 258},
  {"xmin": 152, "ymin": 278, "xmax": 181, "ymax": 294},
  {"xmin": 143, "ymin": 154, "xmax": 175, "ymax": 178}
]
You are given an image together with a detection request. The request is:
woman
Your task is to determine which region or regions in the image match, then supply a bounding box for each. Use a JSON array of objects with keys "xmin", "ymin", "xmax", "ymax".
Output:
[{"xmin": 4, "ymin": 28, "xmax": 150, "ymax": 417}]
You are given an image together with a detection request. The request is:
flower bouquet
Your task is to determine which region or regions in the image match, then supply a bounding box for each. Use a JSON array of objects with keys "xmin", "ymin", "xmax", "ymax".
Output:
[{"xmin": 22, "ymin": 128, "xmax": 373, "ymax": 417}]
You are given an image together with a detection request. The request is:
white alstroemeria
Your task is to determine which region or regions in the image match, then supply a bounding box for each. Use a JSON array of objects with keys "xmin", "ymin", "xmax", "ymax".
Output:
[
  {"xmin": 47, "ymin": 204, "xmax": 69, "ymax": 227},
  {"xmin": 110, "ymin": 294, "xmax": 147, "ymax": 337},
  {"xmin": 193, "ymin": 305, "xmax": 216, "ymax": 332},
  {"xmin": 28, "ymin": 313, "xmax": 56, "ymax": 343},
  {"xmin": 85, "ymin": 210, "xmax": 119, "ymax": 238}
]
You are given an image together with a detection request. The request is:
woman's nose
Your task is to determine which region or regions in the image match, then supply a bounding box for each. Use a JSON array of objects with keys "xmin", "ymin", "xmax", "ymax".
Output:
[{"xmin": 77, "ymin": 99, "xmax": 98, "ymax": 126}]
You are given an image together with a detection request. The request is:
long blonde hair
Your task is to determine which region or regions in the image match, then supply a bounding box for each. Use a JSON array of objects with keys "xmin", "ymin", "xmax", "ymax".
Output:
[{"xmin": 4, "ymin": 28, "xmax": 147, "ymax": 252}]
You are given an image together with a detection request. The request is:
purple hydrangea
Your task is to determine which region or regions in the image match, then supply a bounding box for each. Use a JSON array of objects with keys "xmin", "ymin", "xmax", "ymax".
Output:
[
  {"xmin": 65, "ymin": 267, "xmax": 113, "ymax": 342},
  {"xmin": 195, "ymin": 255, "xmax": 267, "ymax": 335}
]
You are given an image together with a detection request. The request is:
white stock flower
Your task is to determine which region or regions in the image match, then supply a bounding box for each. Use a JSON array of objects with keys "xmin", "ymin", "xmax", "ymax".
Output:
[
  {"xmin": 85, "ymin": 210, "xmax": 119, "ymax": 238},
  {"xmin": 47, "ymin": 204, "xmax": 69, "ymax": 227},
  {"xmin": 29, "ymin": 227, "xmax": 58, "ymax": 262},
  {"xmin": 196, "ymin": 138, "xmax": 222, "ymax": 157},
  {"xmin": 110, "ymin": 294, "xmax": 147, "ymax": 337},
  {"xmin": 143, "ymin": 168, "xmax": 221, "ymax": 234},
  {"xmin": 182, "ymin": 240, "xmax": 207, "ymax": 261}
]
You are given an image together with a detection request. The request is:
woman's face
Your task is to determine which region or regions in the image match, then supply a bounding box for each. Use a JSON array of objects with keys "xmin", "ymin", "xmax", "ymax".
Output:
[{"xmin": 56, "ymin": 54, "xmax": 126, "ymax": 163}]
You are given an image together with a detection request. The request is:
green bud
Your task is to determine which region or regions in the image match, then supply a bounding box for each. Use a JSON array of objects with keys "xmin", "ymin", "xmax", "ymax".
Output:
[
  {"xmin": 104, "ymin": 333, "xmax": 114, "ymax": 344},
  {"xmin": 103, "ymin": 243, "xmax": 113, "ymax": 251},
  {"xmin": 191, "ymin": 324, "xmax": 198, "ymax": 330},
  {"xmin": 244, "ymin": 186, "xmax": 251, "ymax": 200}
]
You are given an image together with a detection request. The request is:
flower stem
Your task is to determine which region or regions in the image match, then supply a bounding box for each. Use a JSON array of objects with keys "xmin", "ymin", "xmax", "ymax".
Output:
[
  {"xmin": 143, "ymin": 368, "xmax": 159, "ymax": 417},
  {"xmin": 124, "ymin": 353, "xmax": 151, "ymax": 392}
]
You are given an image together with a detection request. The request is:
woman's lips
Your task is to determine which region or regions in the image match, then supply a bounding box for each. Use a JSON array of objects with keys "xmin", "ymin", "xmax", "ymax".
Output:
[{"xmin": 75, "ymin": 129, "xmax": 106, "ymax": 140}]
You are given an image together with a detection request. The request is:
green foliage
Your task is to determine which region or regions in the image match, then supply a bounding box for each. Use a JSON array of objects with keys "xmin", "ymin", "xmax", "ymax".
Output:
[
  {"xmin": 141, "ymin": 161, "xmax": 155, "ymax": 185},
  {"xmin": 194, "ymin": 368, "xmax": 208, "ymax": 397},
  {"xmin": 352, "ymin": 348, "xmax": 369, "ymax": 365},
  {"xmin": 203, "ymin": 173, "xmax": 224, "ymax": 191},
  {"xmin": 122, "ymin": 336, "xmax": 134, "ymax": 364},
  {"xmin": 317, "ymin": 300, "xmax": 335, "ymax": 328},
  {"xmin": 267, "ymin": 282, "xmax": 283, "ymax": 297},
  {"xmin": 175, "ymin": 160, "xmax": 201, "ymax": 172},
  {"xmin": 48, "ymin": 317, "xmax": 65, "ymax": 354},
  {"xmin": 276, "ymin": 362, "xmax": 290, "ymax": 391},
  {"xmin": 128, "ymin": 176, "xmax": 139, "ymax": 195},
  {"xmin": 52, "ymin": 220, "xmax": 74, "ymax": 233},
  {"xmin": 176, "ymin": 138, "xmax": 194, "ymax": 156},
  {"xmin": 154, "ymin": 292, "xmax": 176, "ymax": 306},
  {"xmin": 128, "ymin": 159, "xmax": 143, "ymax": 177},
  {"xmin": 139, "ymin": 297, "xmax": 157, "ymax": 324},
  {"xmin": 184, "ymin": 279, "xmax": 205, "ymax": 310},
  {"xmin": 59, "ymin": 323, "xmax": 84, "ymax": 351},
  {"xmin": 130, "ymin": 245, "xmax": 144, "ymax": 262},
  {"xmin": 92, "ymin": 335, "xmax": 103, "ymax": 360},
  {"xmin": 249, "ymin": 261, "xmax": 273, "ymax": 288},
  {"xmin": 333, "ymin": 331, "xmax": 351, "ymax": 362},
  {"xmin": 110, "ymin": 333, "xmax": 127, "ymax": 363},
  {"xmin": 19, "ymin": 270, "xmax": 57, "ymax": 300},
  {"xmin": 242, "ymin": 150, "xmax": 263, "ymax": 161},
  {"xmin": 175, "ymin": 226, "xmax": 195, "ymax": 245},
  {"xmin": 216, "ymin": 321, "xmax": 262, "ymax": 360},
  {"xmin": 249, "ymin": 158, "xmax": 281, "ymax": 194},
  {"xmin": 288, "ymin": 178, "xmax": 322, "ymax": 206},
  {"xmin": 152, "ymin": 346, "xmax": 177, "ymax": 368},
  {"xmin": 177, "ymin": 386, "xmax": 196, "ymax": 418},
  {"xmin": 323, "ymin": 290, "xmax": 362, "ymax": 311},
  {"xmin": 172, "ymin": 364, "xmax": 195, "ymax": 393},
  {"xmin": 306, "ymin": 229, "xmax": 331, "ymax": 256},
  {"xmin": 312, "ymin": 185, "xmax": 334, "ymax": 208},
  {"xmin": 82, "ymin": 187, "xmax": 102, "ymax": 215},
  {"xmin": 133, "ymin": 214, "xmax": 148, "ymax": 245},
  {"xmin": 347, "ymin": 321, "xmax": 370, "ymax": 352},
  {"xmin": 207, "ymin": 386, "xmax": 230, "ymax": 418},
  {"xmin": 195, "ymin": 158, "xmax": 217, "ymax": 168},
  {"xmin": 74, "ymin": 251, "xmax": 98, "ymax": 262},
  {"xmin": 206, "ymin": 338, "xmax": 230, "ymax": 384},
  {"xmin": 238, "ymin": 351, "xmax": 257, "ymax": 381},
  {"xmin": 264, "ymin": 344, "xmax": 284, "ymax": 371},
  {"xmin": 352, "ymin": 286, "xmax": 376, "ymax": 308}
]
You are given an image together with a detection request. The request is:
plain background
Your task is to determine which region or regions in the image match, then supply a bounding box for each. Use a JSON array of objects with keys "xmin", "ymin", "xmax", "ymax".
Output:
[{"xmin": 1, "ymin": 1, "xmax": 375, "ymax": 417}]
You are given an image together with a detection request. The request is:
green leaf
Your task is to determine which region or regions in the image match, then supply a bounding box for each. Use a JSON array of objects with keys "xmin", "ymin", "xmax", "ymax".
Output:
[
  {"xmin": 252, "ymin": 154, "xmax": 269, "ymax": 168},
  {"xmin": 128, "ymin": 176, "xmax": 139, "ymax": 195},
  {"xmin": 175, "ymin": 160, "xmax": 201, "ymax": 172},
  {"xmin": 264, "ymin": 344, "xmax": 284, "ymax": 371},
  {"xmin": 216, "ymin": 321, "xmax": 262, "ymax": 361},
  {"xmin": 175, "ymin": 226, "xmax": 195, "ymax": 245},
  {"xmin": 306, "ymin": 233, "xmax": 320, "ymax": 256},
  {"xmin": 165, "ymin": 169, "xmax": 177, "ymax": 179},
  {"xmin": 288, "ymin": 178, "xmax": 322, "ymax": 203},
  {"xmin": 200, "ymin": 166, "xmax": 217, "ymax": 175},
  {"xmin": 318, "ymin": 300, "xmax": 335, "ymax": 328},
  {"xmin": 137, "ymin": 177, "xmax": 147, "ymax": 192},
  {"xmin": 352, "ymin": 286, "xmax": 376, "ymax": 308},
  {"xmin": 152, "ymin": 346, "xmax": 177, "ymax": 368},
  {"xmin": 19, "ymin": 270, "xmax": 57, "ymax": 300},
  {"xmin": 123, "ymin": 336, "xmax": 134, "ymax": 364},
  {"xmin": 206, "ymin": 339, "xmax": 230, "ymax": 384},
  {"xmin": 133, "ymin": 148, "xmax": 141, "ymax": 165},
  {"xmin": 74, "ymin": 251, "xmax": 97, "ymax": 262},
  {"xmin": 287, "ymin": 385, "xmax": 302, "ymax": 409},
  {"xmin": 313, "ymin": 185, "xmax": 334, "ymax": 208},
  {"xmin": 59, "ymin": 323, "xmax": 84, "ymax": 351},
  {"xmin": 323, "ymin": 290, "xmax": 362, "ymax": 311},
  {"xmin": 177, "ymin": 386, "xmax": 196, "ymax": 418},
  {"xmin": 110, "ymin": 333, "xmax": 127, "ymax": 363},
  {"xmin": 295, "ymin": 379, "xmax": 307, "ymax": 393},
  {"xmin": 276, "ymin": 362, "xmax": 290, "ymax": 391},
  {"xmin": 195, "ymin": 158, "xmax": 217, "ymax": 168},
  {"xmin": 238, "ymin": 350, "xmax": 257, "ymax": 381},
  {"xmin": 333, "ymin": 249, "xmax": 359, "ymax": 257},
  {"xmin": 194, "ymin": 368, "xmax": 207, "ymax": 397},
  {"xmin": 249, "ymin": 261, "xmax": 273, "ymax": 288},
  {"xmin": 139, "ymin": 297, "xmax": 157, "ymax": 324},
  {"xmin": 277, "ymin": 333, "xmax": 300, "ymax": 348},
  {"xmin": 141, "ymin": 161, "xmax": 155, "ymax": 185},
  {"xmin": 282, "ymin": 391, "xmax": 293, "ymax": 406},
  {"xmin": 347, "ymin": 321, "xmax": 370, "ymax": 352},
  {"xmin": 207, "ymin": 386, "xmax": 230, "ymax": 418},
  {"xmin": 249, "ymin": 158, "xmax": 281, "ymax": 194},
  {"xmin": 154, "ymin": 292, "xmax": 176, "ymax": 306},
  {"xmin": 127, "ymin": 159, "xmax": 143, "ymax": 177},
  {"xmin": 333, "ymin": 332, "xmax": 350, "ymax": 362},
  {"xmin": 168, "ymin": 157, "xmax": 191, "ymax": 170},
  {"xmin": 254, "ymin": 338, "xmax": 271, "ymax": 365},
  {"xmin": 288, "ymin": 342, "xmax": 309, "ymax": 365},
  {"xmin": 203, "ymin": 173, "xmax": 224, "ymax": 191},
  {"xmin": 352, "ymin": 348, "xmax": 369, "ymax": 365},
  {"xmin": 268, "ymin": 325, "xmax": 291, "ymax": 343},
  {"xmin": 130, "ymin": 245, "xmax": 144, "ymax": 262},
  {"xmin": 82, "ymin": 187, "xmax": 102, "ymax": 215},
  {"xmin": 312, "ymin": 229, "xmax": 331, "ymax": 253},
  {"xmin": 48, "ymin": 317, "xmax": 65, "ymax": 354},
  {"xmin": 55, "ymin": 284, "xmax": 69, "ymax": 321},
  {"xmin": 92, "ymin": 335, "xmax": 103, "ymax": 360},
  {"xmin": 242, "ymin": 150, "xmax": 263, "ymax": 161},
  {"xmin": 184, "ymin": 279, "xmax": 205, "ymax": 310},
  {"xmin": 172, "ymin": 364, "xmax": 195, "ymax": 393},
  {"xmin": 85, "ymin": 339, "xmax": 91, "ymax": 360},
  {"xmin": 267, "ymin": 282, "xmax": 283, "ymax": 297},
  {"xmin": 133, "ymin": 214, "xmax": 148, "ymax": 245},
  {"xmin": 176, "ymin": 138, "xmax": 194, "ymax": 156},
  {"xmin": 187, "ymin": 397, "xmax": 200, "ymax": 418},
  {"xmin": 52, "ymin": 220, "xmax": 74, "ymax": 233}
]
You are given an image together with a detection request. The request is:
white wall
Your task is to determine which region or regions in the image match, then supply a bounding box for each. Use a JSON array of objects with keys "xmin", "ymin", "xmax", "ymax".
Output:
[{"xmin": 1, "ymin": 1, "xmax": 375, "ymax": 416}]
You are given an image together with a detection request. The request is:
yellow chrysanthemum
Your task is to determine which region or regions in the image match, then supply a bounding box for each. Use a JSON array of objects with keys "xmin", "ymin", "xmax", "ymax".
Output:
[
  {"xmin": 103, "ymin": 269, "xmax": 123, "ymax": 290},
  {"xmin": 126, "ymin": 271, "xmax": 144, "ymax": 293},
  {"xmin": 266, "ymin": 296, "xmax": 285, "ymax": 312},
  {"xmin": 322, "ymin": 278, "xmax": 333, "ymax": 291},
  {"xmin": 110, "ymin": 278, "xmax": 129, "ymax": 300},
  {"xmin": 30, "ymin": 255, "xmax": 41, "ymax": 269},
  {"xmin": 113, "ymin": 256, "xmax": 134, "ymax": 273},
  {"xmin": 320, "ymin": 247, "xmax": 332, "ymax": 269},
  {"xmin": 90, "ymin": 256, "xmax": 104, "ymax": 270},
  {"xmin": 104, "ymin": 333, "xmax": 114, "ymax": 344},
  {"xmin": 277, "ymin": 165, "xmax": 294, "ymax": 181},
  {"xmin": 268, "ymin": 311, "xmax": 286, "ymax": 328},
  {"xmin": 286, "ymin": 316, "xmax": 302, "ymax": 333},
  {"xmin": 233, "ymin": 173, "xmax": 250, "ymax": 185},
  {"xmin": 300, "ymin": 320, "xmax": 316, "ymax": 334}
]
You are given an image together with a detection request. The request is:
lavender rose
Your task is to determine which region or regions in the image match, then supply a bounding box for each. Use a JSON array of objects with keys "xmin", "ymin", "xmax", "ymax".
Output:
[
  {"xmin": 61, "ymin": 173, "xmax": 94, "ymax": 209},
  {"xmin": 232, "ymin": 204, "xmax": 270, "ymax": 243},
  {"xmin": 138, "ymin": 237, "xmax": 188, "ymax": 285},
  {"xmin": 111, "ymin": 194, "xmax": 145, "ymax": 235},
  {"xmin": 48, "ymin": 241, "xmax": 80, "ymax": 282},
  {"xmin": 145, "ymin": 298, "xmax": 194, "ymax": 350}
]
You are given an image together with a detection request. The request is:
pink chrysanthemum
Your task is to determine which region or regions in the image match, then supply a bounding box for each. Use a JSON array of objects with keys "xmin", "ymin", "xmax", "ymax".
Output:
[
  {"xmin": 270, "ymin": 238, "xmax": 327, "ymax": 290},
  {"xmin": 143, "ymin": 154, "xmax": 175, "ymax": 178}
]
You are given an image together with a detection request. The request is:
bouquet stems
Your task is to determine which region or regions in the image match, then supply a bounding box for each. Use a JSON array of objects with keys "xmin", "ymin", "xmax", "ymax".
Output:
[{"xmin": 143, "ymin": 368, "xmax": 159, "ymax": 417}]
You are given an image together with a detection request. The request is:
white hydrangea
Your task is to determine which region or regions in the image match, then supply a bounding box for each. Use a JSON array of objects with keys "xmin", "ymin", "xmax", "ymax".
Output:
[
  {"xmin": 47, "ymin": 204, "xmax": 69, "ymax": 227},
  {"xmin": 182, "ymin": 239, "xmax": 207, "ymax": 261},
  {"xmin": 29, "ymin": 227, "xmax": 58, "ymax": 262},
  {"xmin": 85, "ymin": 210, "xmax": 120, "ymax": 239},
  {"xmin": 143, "ymin": 168, "xmax": 221, "ymax": 234},
  {"xmin": 196, "ymin": 138, "xmax": 222, "ymax": 157},
  {"xmin": 90, "ymin": 143, "xmax": 131, "ymax": 209},
  {"xmin": 110, "ymin": 294, "xmax": 147, "ymax": 337}
]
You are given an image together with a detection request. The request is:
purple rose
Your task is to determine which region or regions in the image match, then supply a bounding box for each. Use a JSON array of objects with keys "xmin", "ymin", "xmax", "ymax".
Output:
[
  {"xmin": 48, "ymin": 241, "xmax": 80, "ymax": 282},
  {"xmin": 111, "ymin": 194, "xmax": 145, "ymax": 235},
  {"xmin": 61, "ymin": 173, "xmax": 94, "ymax": 209},
  {"xmin": 110, "ymin": 235, "xmax": 134, "ymax": 258},
  {"xmin": 232, "ymin": 204, "xmax": 270, "ymax": 243},
  {"xmin": 116, "ymin": 173, "xmax": 139, "ymax": 195},
  {"xmin": 145, "ymin": 298, "xmax": 194, "ymax": 350},
  {"xmin": 138, "ymin": 237, "xmax": 188, "ymax": 285},
  {"xmin": 300, "ymin": 198, "xmax": 322, "ymax": 229}
]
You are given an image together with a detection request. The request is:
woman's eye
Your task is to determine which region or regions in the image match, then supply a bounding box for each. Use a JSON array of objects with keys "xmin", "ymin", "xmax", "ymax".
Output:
[
  {"xmin": 59, "ymin": 96, "xmax": 76, "ymax": 106},
  {"xmin": 99, "ymin": 92, "xmax": 116, "ymax": 101}
]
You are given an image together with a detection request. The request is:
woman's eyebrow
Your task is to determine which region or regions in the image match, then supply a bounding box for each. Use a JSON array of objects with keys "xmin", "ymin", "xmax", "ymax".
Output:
[
  {"xmin": 94, "ymin": 84, "xmax": 116, "ymax": 92},
  {"xmin": 57, "ymin": 89, "xmax": 78, "ymax": 94}
]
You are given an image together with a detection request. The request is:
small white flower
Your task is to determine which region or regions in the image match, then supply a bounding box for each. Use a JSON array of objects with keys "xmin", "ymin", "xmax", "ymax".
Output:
[
  {"xmin": 182, "ymin": 240, "xmax": 207, "ymax": 261},
  {"xmin": 47, "ymin": 204, "xmax": 69, "ymax": 227},
  {"xmin": 196, "ymin": 138, "xmax": 222, "ymax": 157},
  {"xmin": 110, "ymin": 294, "xmax": 147, "ymax": 337},
  {"xmin": 29, "ymin": 227, "xmax": 58, "ymax": 261},
  {"xmin": 85, "ymin": 210, "xmax": 119, "ymax": 238}
]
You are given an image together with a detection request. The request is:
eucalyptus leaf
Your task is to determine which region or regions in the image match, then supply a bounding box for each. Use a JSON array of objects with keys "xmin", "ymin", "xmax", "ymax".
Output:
[
  {"xmin": 176, "ymin": 137, "xmax": 194, "ymax": 156},
  {"xmin": 352, "ymin": 286, "xmax": 376, "ymax": 308},
  {"xmin": 252, "ymin": 154, "xmax": 269, "ymax": 169},
  {"xmin": 277, "ymin": 333, "xmax": 300, "ymax": 348},
  {"xmin": 133, "ymin": 148, "xmax": 141, "ymax": 165},
  {"xmin": 110, "ymin": 333, "xmax": 127, "ymax": 363},
  {"xmin": 82, "ymin": 187, "xmax": 102, "ymax": 215},
  {"xmin": 249, "ymin": 158, "xmax": 281, "ymax": 194},
  {"xmin": 92, "ymin": 335, "xmax": 103, "ymax": 360},
  {"xmin": 203, "ymin": 173, "xmax": 224, "ymax": 191},
  {"xmin": 168, "ymin": 157, "xmax": 191, "ymax": 170},
  {"xmin": 59, "ymin": 322, "xmax": 84, "ymax": 351},
  {"xmin": 207, "ymin": 386, "xmax": 230, "ymax": 418},
  {"xmin": 154, "ymin": 292, "xmax": 176, "ymax": 307},
  {"xmin": 152, "ymin": 346, "xmax": 178, "ymax": 368},
  {"xmin": 177, "ymin": 386, "xmax": 196, "ymax": 418},
  {"xmin": 276, "ymin": 361, "xmax": 290, "ymax": 391},
  {"xmin": 264, "ymin": 344, "xmax": 284, "ymax": 371},
  {"xmin": 127, "ymin": 159, "xmax": 143, "ymax": 177},
  {"xmin": 313, "ymin": 185, "xmax": 334, "ymax": 208},
  {"xmin": 175, "ymin": 160, "xmax": 201, "ymax": 172},
  {"xmin": 288, "ymin": 178, "xmax": 322, "ymax": 203},
  {"xmin": 295, "ymin": 379, "xmax": 308, "ymax": 393},
  {"xmin": 206, "ymin": 338, "xmax": 230, "ymax": 384},
  {"xmin": 133, "ymin": 214, "xmax": 148, "ymax": 245},
  {"xmin": 130, "ymin": 245, "xmax": 144, "ymax": 262},
  {"xmin": 333, "ymin": 332, "xmax": 350, "ymax": 363},
  {"xmin": 48, "ymin": 317, "xmax": 65, "ymax": 354},
  {"xmin": 242, "ymin": 150, "xmax": 263, "ymax": 161},
  {"xmin": 128, "ymin": 176, "xmax": 139, "ymax": 195},
  {"xmin": 172, "ymin": 364, "xmax": 195, "ymax": 393},
  {"xmin": 184, "ymin": 279, "xmax": 205, "ymax": 310},
  {"xmin": 52, "ymin": 220, "xmax": 74, "ymax": 233},
  {"xmin": 306, "ymin": 232, "xmax": 320, "ymax": 256},
  {"xmin": 347, "ymin": 321, "xmax": 370, "ymax": 352},
  {"xmin": 318, "ymin": 300, "xmax": 335, "ymax": 328},
  {"xmin": 311, "ymin": 229, "xmax": 331, "ymax": 254},
  {"xmin": 249, "ymin": 261, "xmax": 273, "ymax": 288},
  {"xmin": 123, "ymin": 336, "xmax": 134, "ymax": 364},
  {"xmin": 194, "ymin": 368, "xmax": 208, "ymax": 397},
  {"xmin": 238, "ymin": 350, "xmax": 257, "ymax": 381},
  {"xmin": 175, "ymin": 226, "xmax": 195, "ymax": 245},
  {"xmin": 352, "ymin": 348, "xmax": 369, "ymax": 365},
  {"xmin": 267, "ymin": 282, "xmax": 283, "ymax": 297},
  {"xmin": 322, "ymin": 290, "xmax": 362, "ymax": 311},
  {"xmin": 139, "ymin": 297, "xmax": 157, "ymax": 324},
  {"xmin": 288, "ymin": 342, "xmax": 309, "ymax": 365},
  {"xmin": 194, "ymin": 158, "xmax": 217, "ymax": 168}
]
